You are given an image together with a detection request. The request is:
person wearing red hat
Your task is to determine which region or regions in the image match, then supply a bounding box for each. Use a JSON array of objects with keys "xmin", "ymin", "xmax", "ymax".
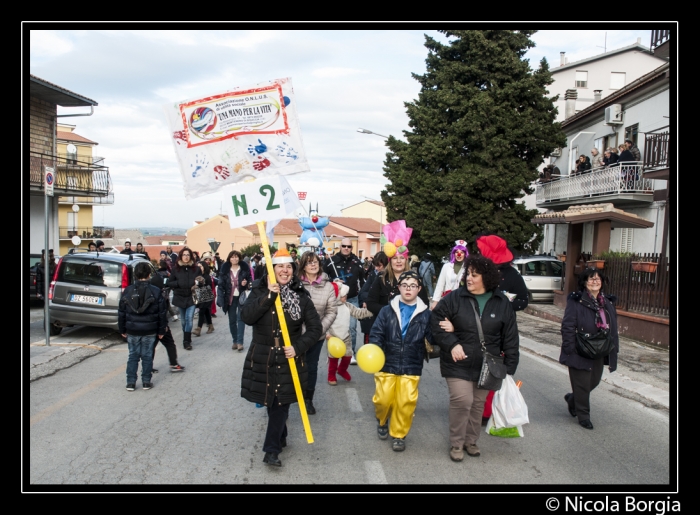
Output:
[
  {"xmin": 240, "ymin": 247, "xmax": 323, "ymax": 467},
  {"xmin": 474, "ymin": 233, "xmax": 529, "ymax": 425}
]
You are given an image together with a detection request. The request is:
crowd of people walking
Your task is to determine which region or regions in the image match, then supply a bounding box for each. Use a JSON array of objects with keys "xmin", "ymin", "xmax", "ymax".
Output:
[{"xmin": 116, "ymin": 226, "xmax": 619, "ymax": 469}]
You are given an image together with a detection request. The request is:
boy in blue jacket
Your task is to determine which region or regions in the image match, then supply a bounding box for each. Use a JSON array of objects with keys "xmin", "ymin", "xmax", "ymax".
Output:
[{"xmin": 369, "ymin": 270, "xmax": 434, "ymax": 452}]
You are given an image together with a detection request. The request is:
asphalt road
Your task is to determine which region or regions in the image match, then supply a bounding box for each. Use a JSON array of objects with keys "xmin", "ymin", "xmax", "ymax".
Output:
[{"xmin": 27, "ymin": 307, "xmax": 671, "ymax": 488}]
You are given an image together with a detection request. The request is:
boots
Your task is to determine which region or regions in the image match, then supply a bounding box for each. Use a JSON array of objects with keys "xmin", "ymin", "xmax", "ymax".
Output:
[
  {"xmin": 328, "ymin": 358, "xmax": 339, "ymax": 385},
  {"xmin": 207, "ymin": 323, "xmax": 214, "ymax": 334},
  {"xmin": 183, "ymin": 332, "xmax": 192, "ymax": 350},
  {"xmin": 305, "ymin": 389, "xmax": 316, "ymax": 415},
  {"xmin": 192, "ymin": 326, "xmax": 202, "ymax": 337},
  {"xmin": 337, "ymin": 356, "xmax": 352, "ymax": 381}
]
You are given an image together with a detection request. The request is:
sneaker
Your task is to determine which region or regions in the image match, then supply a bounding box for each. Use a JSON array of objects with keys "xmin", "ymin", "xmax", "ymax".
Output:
[
  {"xmin": 172, "ymin": 315, "xmax": 179, "ymax": 321},
  {"xmin": 350, "ymin": 354, "xmax": 357, "ymax": 365},
  {"xmin": 170, "ymin": 365, "xmax": 185, "ymax": 372},
  {"xmin": 449, "ymin": 447, "xmax": 464, "ymax": 462},
  {"xmin": 392, "ymin": 438, "xmax": 406, "ymax": 452},
  {"xmin": 126, "ymin": 383, "xmax": 136, "ymax": 391},
  {"xmin": 143, "ymin": 382, "xmax": 153, "ymax": 390},
  {"xmin": 377, "ymin": 420, "xmax": 389, "ymax": 440},
  {"xmin": 152, "ymin": 368, "xmax": 159, "ymax": 373},
  {"xmin": 464, "ymin": 443, "xmax": 480, "ymax": 457}
]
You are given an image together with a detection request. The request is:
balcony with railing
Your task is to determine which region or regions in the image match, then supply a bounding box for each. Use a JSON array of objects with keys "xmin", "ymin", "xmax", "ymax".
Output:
[
  {"xmin": 29, "ymin": 151, "xmax": 112, "ymax": 197},
  {"xmin": 536, "ymin": 163, "xmax": 654, "ymax": 209},
  {"xmin": 58, "ymin": 193, "xmax": 115, "ymax": 206},
  {"xmin": 650, "ymin": 30, "xmax": 670, "ymax": 59},
  {"xmin": 59, "ymin": 225, "xmax": 115, "ymax": 240},
  {"xmin": 643, "ymin": 132, "xmax": 669, "ymax": 180}
]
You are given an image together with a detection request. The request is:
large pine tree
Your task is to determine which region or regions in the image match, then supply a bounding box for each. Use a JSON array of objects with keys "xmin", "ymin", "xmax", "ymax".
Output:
[{"xmin": 382, "ymin": 30, "xmax": 566, "ymax": 257}]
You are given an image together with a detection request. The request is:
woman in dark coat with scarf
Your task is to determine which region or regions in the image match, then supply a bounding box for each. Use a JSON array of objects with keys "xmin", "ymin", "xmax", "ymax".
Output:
[
  {"xmin": 192, "ymin": 258, "xmax": 215, "ymax": 338},
  {"xmin": 560, "ymin": 267, "xmax": 619, "ymax": 430},
  {"xmin": 217, "ymin": 250, "xmax": 252, "ymax": 351},
  {"xmin": 167, "ymin": 246, "xmax": 199, "ymax": 350},
  {"xmin": 240, "ymin": 248, "xmax": 323, "ymax": 467},
  {"xmin": 431, "ymin": 254, "xmax": 520, "ymax": 462}
]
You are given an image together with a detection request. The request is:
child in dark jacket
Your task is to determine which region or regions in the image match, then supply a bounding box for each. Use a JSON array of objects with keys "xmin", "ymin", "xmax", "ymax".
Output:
[{"xmin": 369, "ymin": 270, "xmax": 434, "ymax": 452}]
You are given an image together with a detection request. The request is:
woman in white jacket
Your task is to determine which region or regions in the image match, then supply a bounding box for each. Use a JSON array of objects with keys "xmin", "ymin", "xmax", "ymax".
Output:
[{"xmin": 431, "ymin": 240, "xmax": 469, "ymax": 309}]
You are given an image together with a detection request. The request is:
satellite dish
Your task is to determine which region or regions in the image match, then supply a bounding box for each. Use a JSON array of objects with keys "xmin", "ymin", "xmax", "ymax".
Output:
[
  {"xmin": 66, "ymin": 143, "xmax": 77, "ymax": 154},
  {"xmin": 71, "ymin": 235, "xmax": 81, "ymax": 246}
]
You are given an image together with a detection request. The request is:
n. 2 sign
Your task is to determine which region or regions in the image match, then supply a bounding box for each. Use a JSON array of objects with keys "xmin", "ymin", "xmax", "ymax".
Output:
[{"xmin": 225, "ymin": 176, "xmax": 301, "ymax": 229}]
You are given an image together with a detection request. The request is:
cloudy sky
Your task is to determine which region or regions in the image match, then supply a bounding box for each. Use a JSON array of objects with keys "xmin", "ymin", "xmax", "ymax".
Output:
[{"xmin": 28, "ymin": 27, "xmax": 652, "ymax": 229}]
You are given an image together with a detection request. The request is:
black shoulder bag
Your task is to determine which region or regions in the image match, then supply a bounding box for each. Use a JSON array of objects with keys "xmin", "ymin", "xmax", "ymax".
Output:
[
  {"xmin": 470, "ymin": 299, "xmax": 507, "ymax": 391},
  {"xmin": 575, "ymin": 329, "xmax": 614, "ymax": 360}
]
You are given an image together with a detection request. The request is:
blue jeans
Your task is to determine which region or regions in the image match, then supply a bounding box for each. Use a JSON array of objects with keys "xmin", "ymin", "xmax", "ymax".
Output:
[
  {"xmin": 347, "ymin": 295, "xmax": 359, "ymax": 352},
  {"xmin": 228, "ymin": 296, "xmax": 245, "ymax": 345},
  {"xmin": 126, "ymin": 334, "xmax": 156, "ymax": 384},
  {"xmin": 178, "ymin": 305, "xmax": 196, "ymax": 333}
]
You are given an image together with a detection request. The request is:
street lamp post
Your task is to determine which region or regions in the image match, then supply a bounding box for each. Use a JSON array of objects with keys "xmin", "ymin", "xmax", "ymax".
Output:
[{"xmin": 357, "ymin": 128, "xmax": 388, "ymax": 139}]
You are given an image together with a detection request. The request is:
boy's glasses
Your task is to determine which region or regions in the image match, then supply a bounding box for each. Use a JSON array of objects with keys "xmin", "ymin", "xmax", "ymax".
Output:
[{"xmin": 399, "ymin": 283, "xmax": 419, "ymax": 290}]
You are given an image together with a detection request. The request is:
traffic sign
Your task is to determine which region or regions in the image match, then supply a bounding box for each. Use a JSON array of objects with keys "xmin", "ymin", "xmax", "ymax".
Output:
[{"xmin": 45, "ymin": 167, "xmax": 54, "ymax": 197}]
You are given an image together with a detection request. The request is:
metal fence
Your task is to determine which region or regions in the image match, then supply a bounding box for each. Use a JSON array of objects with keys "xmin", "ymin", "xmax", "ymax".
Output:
[
  {"xmin": 536, "ymin": 164, "xmax": 653, "ymax": 204},
  {"xmin": 595, "ymin": 253, "xmax": 670, "ymax": 317},
  {"xmin": 643, "ymin": 132, "xmax": 669, "ymax": 170},
  {"xmin": 29, "ymin": 151, "xmax": 112, "ymax": 195}
]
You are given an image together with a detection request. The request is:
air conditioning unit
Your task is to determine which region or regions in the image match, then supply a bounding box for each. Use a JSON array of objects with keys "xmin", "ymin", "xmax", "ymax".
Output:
[
  {"xmin": 604, "ymin": 104, "xmax": 623, "ymax": 125},
  {"xmin": 550, "ymin": 148, "xmax": 562, "ymax": 157}
]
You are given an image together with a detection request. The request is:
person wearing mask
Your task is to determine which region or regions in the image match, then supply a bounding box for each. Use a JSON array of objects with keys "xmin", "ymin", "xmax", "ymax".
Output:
[
  {"xmin": 431, "ymin": 254, "xmax": 520, "ymax": 462},
  {"xmin": 560, "ymin": 268, "xmax": 619, "ymax": 430},
  {"xmin": 167, "ymin": 247, "xmax": 199, "ymax": 350},
  {"xmin": 418, "ymin": 253, "xmax": 436, "ymax": 300},
  {"xmin": 217, "ymin": 250, "xmax": 252, "ymax": 352},
  {"xmin": 324, "ymin": 238, "xmax": 366, "ymax": 361},
  {"xmin": 240, "ymin": 248, "xmax": 323, "ymax": 467},
  {"xmin": 432, "ymin": 240, "xmax": 468, "ymax": 309}
]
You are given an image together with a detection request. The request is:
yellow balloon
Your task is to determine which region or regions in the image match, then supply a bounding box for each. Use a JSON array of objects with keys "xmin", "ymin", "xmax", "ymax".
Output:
[
  {"xmin": 327, "ymin": 337, "xmax": 346, "ymax": 358},
  {"xmin": 356, "ymin": 344, "xmax": 385, "ymax": 374},
  {"xmin": 383, "ymin": 242, "xmax": 397, "ymax": 257}
]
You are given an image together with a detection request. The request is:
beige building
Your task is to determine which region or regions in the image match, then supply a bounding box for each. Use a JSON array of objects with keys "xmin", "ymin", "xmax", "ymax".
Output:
[
  {"xmin": 341, "ymin": 199, "xmax": 386, "ymax": 225},
  {"xmin": 56, "ymin": 123, "xmax": 114, "ymax": 255}
]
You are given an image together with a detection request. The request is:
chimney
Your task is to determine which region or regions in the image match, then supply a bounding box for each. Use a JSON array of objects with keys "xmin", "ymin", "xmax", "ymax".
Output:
[
  {"xmin": 594, "ymin": 90, "xmax": 602, "ymax": 102},
  {"xmin": 560, "ymin": 52, "xmax": 566, "ymax": 66},
  {"xmin": 564, "ymin": 89, "xmax": 578, "ymax": 119},
  {"xmin": 637, "ymin": 37, "xmax": 641, "ymax": 44}
]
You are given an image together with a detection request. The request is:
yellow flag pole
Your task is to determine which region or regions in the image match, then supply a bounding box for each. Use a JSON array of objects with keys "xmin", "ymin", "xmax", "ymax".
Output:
[{"xmin": 257, "ymin": 221, "xmax": 314, "ymax": 444}]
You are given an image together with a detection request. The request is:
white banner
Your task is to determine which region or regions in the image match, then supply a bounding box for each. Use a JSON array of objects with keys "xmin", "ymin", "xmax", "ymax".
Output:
[
  {"xmin": 224, "ymin": 176, "xmax": 302, "ymax": 229},
  {"xmin": 164, "ymin": 78, "xmax": 310, "ymax": 200}
]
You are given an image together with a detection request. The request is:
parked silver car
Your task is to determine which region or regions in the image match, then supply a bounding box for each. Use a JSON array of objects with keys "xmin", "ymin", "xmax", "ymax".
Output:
[
  {"xmin": 511, "ymin": 255, "xmax": 564, "ymax": 302},
  {"xmin": 48, "ymin": 252, "xmax": 155, "ymax": 335}
]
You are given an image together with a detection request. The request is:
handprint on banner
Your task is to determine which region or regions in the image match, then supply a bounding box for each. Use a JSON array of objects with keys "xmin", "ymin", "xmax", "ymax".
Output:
[
  {"xmin": 213, "ymin": 165, "xmax": 231, "ymax": 181},
  {"xmin": 252, "ymin": 156, "xmax": 271, "ymax": 171},
  {"xmin": 190, "ymin": 153, "xmax": 210, "ymax": 177},
  {"xmin": 276, "ymin": 142, "xmax": 299, "ymax": 163},
  {"xmin": 173, "ymin": 130, "xmax": 188, "ymax": 145},
  {"xmin": 247, "ymin": 139, "xmax": 268, "ymax": 157}
]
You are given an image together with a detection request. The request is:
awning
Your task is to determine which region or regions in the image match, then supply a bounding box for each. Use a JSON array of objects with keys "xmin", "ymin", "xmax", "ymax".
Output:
[{"xmin": 532, "ymin": 203, "xmax": 654, "ymax": 229}]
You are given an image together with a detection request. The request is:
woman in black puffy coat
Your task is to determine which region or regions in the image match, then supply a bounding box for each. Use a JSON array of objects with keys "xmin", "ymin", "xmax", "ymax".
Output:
[
  {"xmin": 559, "ymin": 267, "xmax": 619, "ymax": 430},
  {"xmin": 240, "ymin": 251, "xmax": 322, "ymax": 468},
  {"xmin": 167, "ymin": 247, "xmax": 199, "ymax": 350},
  {"xmin": 192, "ymin": 259, "xmax": 214, "ymax": 338}
]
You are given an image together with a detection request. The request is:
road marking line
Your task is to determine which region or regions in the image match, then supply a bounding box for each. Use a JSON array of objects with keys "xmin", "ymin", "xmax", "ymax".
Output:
[
  {"xmin": 30, "ymin": 364, "xmax": 126, "ymax": 427},
  {"xmin": 364, "ymin": 461, "xmax": 388, "ymax": 484},
  {"xmin": 346, "ymin": 388, "xmax": 363, "ymax": 412}
]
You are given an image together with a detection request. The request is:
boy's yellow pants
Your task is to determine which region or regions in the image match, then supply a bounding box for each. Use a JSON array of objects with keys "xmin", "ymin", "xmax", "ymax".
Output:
[{"xmin": 373, "ymin": 372, "xmax": 421, "ymax": 439}]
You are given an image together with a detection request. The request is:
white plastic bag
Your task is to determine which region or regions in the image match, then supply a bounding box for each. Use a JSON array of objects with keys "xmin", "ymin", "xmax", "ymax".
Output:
[{"xmin": 491, "ymin": 375, "xmax": 529, "ymax": 428}]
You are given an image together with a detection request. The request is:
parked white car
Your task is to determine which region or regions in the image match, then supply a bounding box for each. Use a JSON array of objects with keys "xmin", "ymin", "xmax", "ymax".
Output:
[{"xmin": 511, "ymin": 255, "xmax": 564, "ymax": 302}]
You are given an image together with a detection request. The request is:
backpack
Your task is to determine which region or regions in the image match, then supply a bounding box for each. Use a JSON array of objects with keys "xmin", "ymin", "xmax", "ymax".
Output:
[{"xmin": 124, "ymin": 283, "xmax": 157, "ymax": 314}]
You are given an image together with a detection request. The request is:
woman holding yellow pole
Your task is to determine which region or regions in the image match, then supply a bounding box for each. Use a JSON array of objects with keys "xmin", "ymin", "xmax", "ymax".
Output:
[{"xmin": 240, "ymin": 248, "xmax": 323, "ymax": 467}]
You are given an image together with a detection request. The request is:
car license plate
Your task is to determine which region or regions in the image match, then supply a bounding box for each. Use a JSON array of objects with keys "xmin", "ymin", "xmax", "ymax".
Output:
[{"xmin": 70, "ymin": 294, "xmax": 103, "ymax": 305}]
